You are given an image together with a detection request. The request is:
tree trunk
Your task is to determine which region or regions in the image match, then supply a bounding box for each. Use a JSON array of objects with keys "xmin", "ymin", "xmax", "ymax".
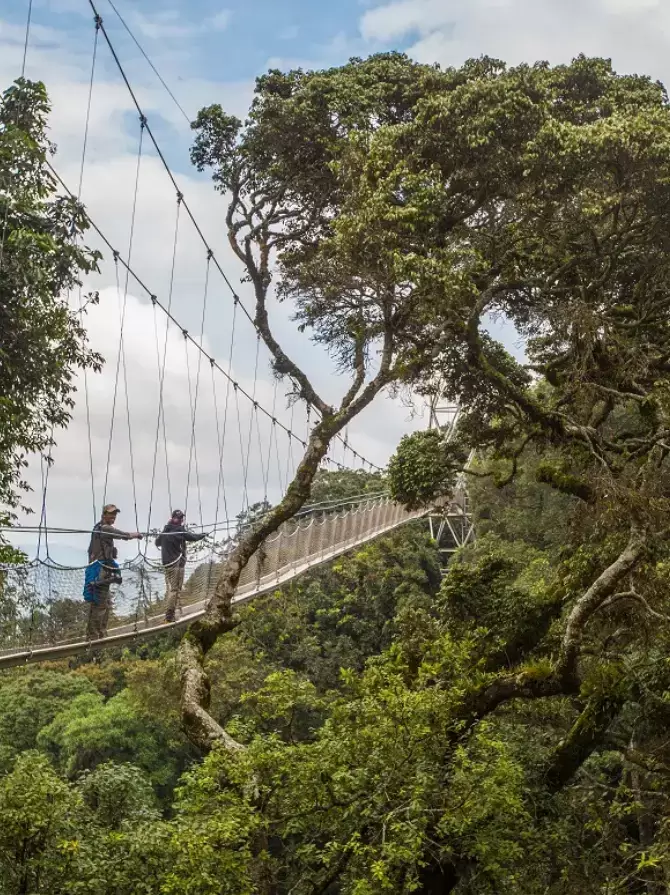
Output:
[{"xmin": 178, "ymin": 417, "xmax": 340, "ymax": 752}]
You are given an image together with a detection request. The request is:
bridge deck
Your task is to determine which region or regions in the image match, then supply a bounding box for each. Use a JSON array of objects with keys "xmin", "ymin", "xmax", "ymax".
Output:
[{"xmin": 0, "ymin": 497, "xmax": 428, "ymax": 668}]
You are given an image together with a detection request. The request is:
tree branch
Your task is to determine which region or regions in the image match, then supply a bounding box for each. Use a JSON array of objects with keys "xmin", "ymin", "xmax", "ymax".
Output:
[
  {"xmin": 543, "ymin": 690, "xmax": 626, "ymax": 792},
  {"xmin": 339, "ymin": 330, "xmax": 366, "ymax": 410},
  {"xmin": 179, "ymin": 416, "xmax": 346, "ymax": 753},
  {"xmin": 556, "ymin": 524, "xmax": 646, "ymax": 687},
  {"xmin": 249, "ymin": 254, "xmax": 333, "ymax": 417},
  {"xmin": 599, "ymin": 590, "xmax": 670, "ymax": 624}
]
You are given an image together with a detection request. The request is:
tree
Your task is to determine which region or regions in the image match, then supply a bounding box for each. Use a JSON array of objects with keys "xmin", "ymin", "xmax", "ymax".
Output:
[
  {"xmin": 370, "ymin": 56, "xmax": 670, "ymax": 890},
  {"xmin": 0, "ymin": 79, "xmax": 102, "ymax": 523},
  {"xmin": 180, "ymin": 54, "xmax": 480, "ymax": 751},
  {"xmin": 186, "ymin": 51, "xmax": 670, "ymax": 759},
  {"xmin": 7, "ymin": 50, "xmax": 653, "ymax": 893},
  {"xmin": 307, "ymin": 468, "xmax": 386, "ymax": 506},
  {"xmin": 0, "ymin": 752, "xmax": 83, "ymax": 893},
  {"xmin": 37, "ymin": 688, "xmax": 193, "ymax": 802},
  {"xmin": 0, "ymin": 668, "xmax": 96, "ymax": 768},
  {"xmin": 78, "ymin": 761, "xmax": 159, "ymax": 830}
]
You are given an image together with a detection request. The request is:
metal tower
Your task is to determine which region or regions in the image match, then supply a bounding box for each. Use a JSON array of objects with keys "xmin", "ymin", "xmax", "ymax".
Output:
[{"xmin": 426, "ymin": 387, "xmax": 475, "ymax": 567}]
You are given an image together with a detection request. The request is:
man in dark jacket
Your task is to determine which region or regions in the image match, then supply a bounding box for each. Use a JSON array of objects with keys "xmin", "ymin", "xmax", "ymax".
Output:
[
  {"xmin": 86, "ymin": 504, "xmax": 143, "ymax": 639},
  {"xmin": 155, "ymin": 509, "xmax": 206, "ymax": 623}
]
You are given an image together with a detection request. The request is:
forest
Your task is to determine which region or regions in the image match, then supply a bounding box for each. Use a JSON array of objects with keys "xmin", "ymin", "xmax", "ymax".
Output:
[{"xmin": 3, "ymin": 48, "xmax": 670, "ymax": 894}]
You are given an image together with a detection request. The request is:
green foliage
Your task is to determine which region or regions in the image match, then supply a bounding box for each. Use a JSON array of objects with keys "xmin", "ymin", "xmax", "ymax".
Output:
[
  {"xmin": 78, "ymin": 761, "xmax": 159, "ymax": 830},
  {"xmin": 8, "ymin": 52, "xmax": 670, "ymax": 895},
  {"xmin": 388, "ymin": 429, "xmax": 466, "ymax": 510},
  {"xmin": 231, "ymin": 524, "xmax": 441, "ymax": 693},
  {"xmin": 0, "ymin": 669, "xmax": 96, "ymax": 767},
  {"xmin": 37, "ymin": 688, "xmax": 192, "ymax": 800},
  {"xmin": 0, "ymin": 752, "xmax": 83, "ymax": 894},
  {"xmin": 0, "ymin": 79, "xmax": 102, "ymax": 516},
  {"xmin": 467, "ymin": 449, "xmax": 576, "ymax": 555},
  {"xmin": 308, "ymin": 468, "xmax": 386, "ymax": 505},
  {"xmin": 438, "ymin": 534, "xmax": 558, "ymax": 668},
  {"xmin": 165, "ymin": 751, "xmax": 259, "ymax": 895}
]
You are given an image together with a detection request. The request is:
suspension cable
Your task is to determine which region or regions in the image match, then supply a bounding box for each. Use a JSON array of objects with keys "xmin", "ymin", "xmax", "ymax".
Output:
[
  {"xmin": 103, "ymin": 0, "xmax": 191, "ymax": 125},
  {"xmin": 1, "ymin": 489, "xmax": 391, "ymax": 542},
  {"xmin": 83, "ymin": 0, "xmax": 382, "ymax": 473},
  {"xmin": 76, "ymin": 18, "xmax": 101, "ymax": 521},
  {"xmin": 185, "ymin": 252, "xmax": 211, "ymax": 523},
  {"xmin": 115, "ymin": 256, "xmax": 141, "ymax": 531},
  {"xmin": 21, "ymin": 0, "xmax": 33, "ymax": 77},
  {"xmin": 46, "ymin": 161, "xmax": 356, "ymax": 473},
  {"xmin": 146, "ymin": 193, "xmax": 181, "ymax": 534},
  {"xmin": 235, "ymin": 385, "xmax": 251, "ymax": 515},
  {"xmin": 285, "ymin": 401, "xmax": 296, "ymax": 487},
  {"xmin": 211, "ymin": 297, "xmax": 238, "ymax": 548},
  {"xmin": 243, "ymin": 333, "xmax": 261, "ymax": 503},
  {"xmin": 183, "ymin": 332, "xmax": 203, "ymax": 523},
  {"xmin": 102, "ymin": 120, "xmax": 144, "ymax": 512},
  {"xmin": 262, "ymin": 378, "xmax": 280, "ymax": 502}
]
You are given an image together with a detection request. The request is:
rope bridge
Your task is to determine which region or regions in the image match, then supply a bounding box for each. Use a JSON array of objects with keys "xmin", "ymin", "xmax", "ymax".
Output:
[
  {"xmin": 0, "ymin": 494, "xmax": 428, "ymax": 668},
  {"xmin": 0, "ymin": 1, "xmax": 472, "ymax": 668}
]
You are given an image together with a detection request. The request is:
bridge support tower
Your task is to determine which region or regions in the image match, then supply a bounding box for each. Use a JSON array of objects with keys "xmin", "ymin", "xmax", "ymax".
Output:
[{"xmin": 427, "ymin": 392, "xmax": 475, "ymax": 569}]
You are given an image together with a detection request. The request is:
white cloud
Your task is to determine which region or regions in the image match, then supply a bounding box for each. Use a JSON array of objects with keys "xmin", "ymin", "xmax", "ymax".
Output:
[
  {"xmin": 128, "ymin": 8, "xmax": 197, "ymax": 41},
  {"xmin": 279, "ymin": 25, "xmax": 299, "ymax": 41},
  {"xmin": 208, "ymin": 9, "xmax": 233, "ymax": 32},
  {"xmin": 360, "ymin": 0, "xmax": 670, "ymax": 83},
  {"xmin": 1, "ymin": 8, "xmax": 431, "ymax": 564},
  {"xmin": 361, "ymin": 0, "xmax": 450, "ymax": 42}
]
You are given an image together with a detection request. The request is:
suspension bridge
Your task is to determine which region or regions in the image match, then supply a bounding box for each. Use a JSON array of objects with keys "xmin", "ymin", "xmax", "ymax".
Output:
[{"xmin": 0, "ymin": 0, "xmax": 473, "ymax": 668}]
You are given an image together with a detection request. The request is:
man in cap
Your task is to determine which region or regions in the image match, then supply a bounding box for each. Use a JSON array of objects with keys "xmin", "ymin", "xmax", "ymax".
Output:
[
  {"xmin": 86, "ymin": 504, "xmax": 143, "ymax": 639},
  {"xmin": 155, "ymin": 509, "xmax": 206, "ymax": 623}
]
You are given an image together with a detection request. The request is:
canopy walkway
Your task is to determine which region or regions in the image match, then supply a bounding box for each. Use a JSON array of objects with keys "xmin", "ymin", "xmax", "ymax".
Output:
[
  {"xmin": 1, "ymin": 1, "xmax": 474, "ymax": 669},
  {"xmin": 0, "ymin": 494, "xmax": 440, "ymax": 668}
]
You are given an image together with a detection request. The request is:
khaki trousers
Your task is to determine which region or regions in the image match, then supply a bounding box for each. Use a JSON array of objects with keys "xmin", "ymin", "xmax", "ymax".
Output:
[
  {"xmin": 86, "ymin": 563, "xmax": 117, "ymax": 640},
  {"xmin": 164, "ymin": 566, "xmax": 185, "ymax": 617}
]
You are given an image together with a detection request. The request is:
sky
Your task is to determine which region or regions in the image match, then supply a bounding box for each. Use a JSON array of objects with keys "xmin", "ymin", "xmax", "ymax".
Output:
[{"xmin": 1, "ymin": 0, "xmax": 667, "ymax": 565}]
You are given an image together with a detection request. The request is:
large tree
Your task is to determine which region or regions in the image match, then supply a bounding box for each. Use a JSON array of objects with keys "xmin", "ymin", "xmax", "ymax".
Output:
[
  {"xmin": 185, "ymin": 51, "xmax": 670, "ymax": 891},
  {"xmin": 181, "ymin": 53, "xmax": 470, "ymax": 750},
  {"xmin": 375, "ymin": 57, "xmax": 670, "ymax": 889},
  {"xmin": 185, "ymin": 52, "xmax": 670, "ymax": 749},
  {"xmin": 0, "ymin": 79, "xmax": 102, "ymax": 535}
]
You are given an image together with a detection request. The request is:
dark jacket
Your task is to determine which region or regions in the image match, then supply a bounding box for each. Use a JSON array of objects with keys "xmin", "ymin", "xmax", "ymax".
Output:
[
  {"xmin": 88, "ymin": 523, "xmax": 134, "ymax": 563},
  {"xmin": 155, "ymin": 522, "xmax": 205, "ymax": 567}
]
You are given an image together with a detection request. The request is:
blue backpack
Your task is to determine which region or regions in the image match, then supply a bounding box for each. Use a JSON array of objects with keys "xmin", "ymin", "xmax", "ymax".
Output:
[{"xmin": 83, "ymin": 560, "xmax": 121, "ymax": 604}]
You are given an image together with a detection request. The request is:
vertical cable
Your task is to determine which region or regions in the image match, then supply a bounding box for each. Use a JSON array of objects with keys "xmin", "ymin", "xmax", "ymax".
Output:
[
  {"xmin": 285, "ymin": 401, "xmax": 296, "ymax": 486},
  {"xmin": 77, "ymin": 18, "xmax": 100, "ymax": 521},
  {"xmin": 103, "ymin": 120, "xmax": 144, "ymax": 508},
  {"xmin": 235, "ymin": 385, "xmax": 251, "ymax": 515},
  {"xmin": 114, "ymin": 257, "xmax": 140, "ymax": 532},
  {"xmin": 262, "ymin": 378, "xmax": 280, "ymax": 504},
  {"xmin": 211, "ymin": 297, "xmax": 238, "ymax": 550},
  {"xmin": 146, "ymin": 193, "xmax": 181, "ymax": 532},
  {"xmin": 185, "ymin": 252, "xmax": 211, "ymax": 523},
  {"xmin": 243, "ymin": 333, "xmax": 261, "ymax": 498},
  {"xmin": 21, "ymin": 0, "xmax": 34, "ymax": 77}
]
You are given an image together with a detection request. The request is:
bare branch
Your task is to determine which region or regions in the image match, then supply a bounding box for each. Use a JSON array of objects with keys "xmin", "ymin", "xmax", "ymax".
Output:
[
  {"xmin": 339, "ymin": 329, "xmax": 366, "ymax": 411},
  {"xmin": 179, "ymin": 416, "xmax": 347, "ymax": 752},
  {"xmin": 599, "ymin": 590, "xmax": 670, "ymax": 624}
]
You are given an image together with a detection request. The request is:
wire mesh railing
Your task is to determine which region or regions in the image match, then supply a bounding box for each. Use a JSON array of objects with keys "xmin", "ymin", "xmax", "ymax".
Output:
[{"xmin": 0, "ymin": 495, "xmax": 426, "ymax": 667}]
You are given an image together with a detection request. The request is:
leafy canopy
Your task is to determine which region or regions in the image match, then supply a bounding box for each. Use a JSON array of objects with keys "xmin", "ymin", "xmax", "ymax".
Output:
[{"xmin": 0, "ymin": 79, "xmax": 101, "ymax": 521}]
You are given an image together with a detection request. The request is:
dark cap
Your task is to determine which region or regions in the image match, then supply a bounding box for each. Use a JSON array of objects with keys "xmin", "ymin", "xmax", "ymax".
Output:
[
  {"xmin": 102, "ymin": 504, "xmax": 121, "ymax": 515},
  {"xmin": 171, "ymin": 509, "xmax": 184, "ymax": 518}
]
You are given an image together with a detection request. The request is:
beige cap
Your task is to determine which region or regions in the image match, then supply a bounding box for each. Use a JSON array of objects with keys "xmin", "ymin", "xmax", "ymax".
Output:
[{"xmin": 102, "ymin": 504, "xmax": 121, "ymax": 515}]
